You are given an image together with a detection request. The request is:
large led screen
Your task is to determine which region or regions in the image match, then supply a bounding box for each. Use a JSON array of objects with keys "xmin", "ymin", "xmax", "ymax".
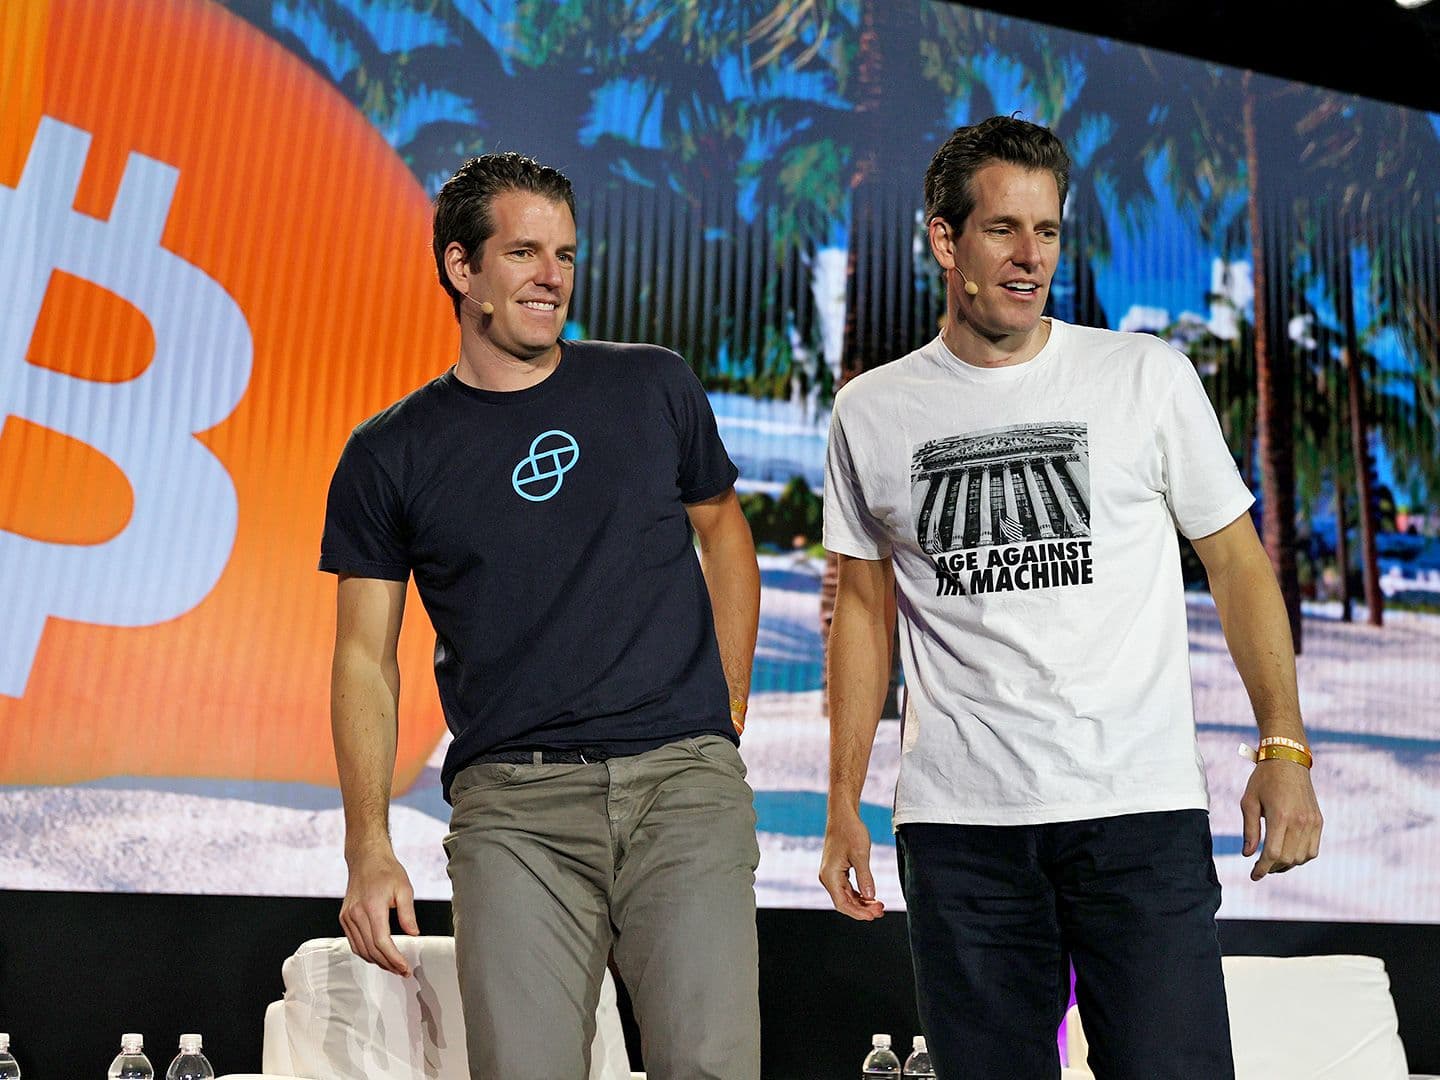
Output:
[{"xmin": 2, "ymin": 0, "xmax": 1438, "ymax": 922}]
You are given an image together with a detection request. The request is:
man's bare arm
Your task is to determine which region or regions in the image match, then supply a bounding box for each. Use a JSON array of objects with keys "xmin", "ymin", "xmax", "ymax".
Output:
[
  {"xmin": 1192, "ymin": 513, "xmax": 1323, "ymax": 881},
  {"xmin": 687, "ymin": 489, "xmax": 760, "ymax": 733},
  {"xmin": 332, "ymin": 573, "xmax": 419, "ymax": 974},
  {"xmin": 818, "ymin": 553, "xmax": 895, "ymax": 920}
]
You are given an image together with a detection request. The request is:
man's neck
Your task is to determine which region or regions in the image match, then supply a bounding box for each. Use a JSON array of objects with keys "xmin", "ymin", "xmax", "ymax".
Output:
[
  {"xmin": 941, "ymin": 314, "xmax": 1051, "ymax": 371},
  {"xmin": 453, "ymin": 336, "xmax": 562, "ymax": 392}
]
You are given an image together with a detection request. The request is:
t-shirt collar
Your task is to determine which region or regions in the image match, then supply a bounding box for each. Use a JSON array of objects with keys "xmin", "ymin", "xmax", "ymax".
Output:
[{"xmin": 928, "ymin": 318, "xmax": 1064, "ymax": 383}]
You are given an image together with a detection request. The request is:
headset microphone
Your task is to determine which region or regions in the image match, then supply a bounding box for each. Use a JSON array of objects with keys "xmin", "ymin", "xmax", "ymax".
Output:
[
  {"xmin": 934, "ymin": 219, "xmax": 980, "ymax": 296},
  {"xmin": 461, "ymin": 292, "xmax": 495, "ymax": 316}
]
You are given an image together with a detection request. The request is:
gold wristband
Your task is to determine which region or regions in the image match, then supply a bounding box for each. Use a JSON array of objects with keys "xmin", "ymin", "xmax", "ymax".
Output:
[
  {"xmin": 1258, "ymin": 736, "xmax": 1309, "ymax": 755},
  {"xmin": 730, "ymin": 698, "xmax": 747, "ymax": 735},
  {"xmin": 1256, "ymin": 744, "xmax": 1312, "ymax": 768}
]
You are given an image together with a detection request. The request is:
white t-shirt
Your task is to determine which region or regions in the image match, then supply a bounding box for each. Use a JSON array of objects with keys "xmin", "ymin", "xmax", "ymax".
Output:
[{"xmin": 824, "ymin": 318, "xmax": 1255, "ymax": 826}]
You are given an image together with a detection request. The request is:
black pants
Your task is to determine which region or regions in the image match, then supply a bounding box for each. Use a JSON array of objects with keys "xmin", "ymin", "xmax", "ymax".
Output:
[{"xmin": 897, "ymin": 810, "xmax": 1234, "ymax": 1080}]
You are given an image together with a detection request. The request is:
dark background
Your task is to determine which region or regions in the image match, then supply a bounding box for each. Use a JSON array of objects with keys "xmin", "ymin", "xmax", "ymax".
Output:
[
  {"xmin": 4, "ymin": 2, "xmax": 1439, "ymax": 1077},
  {"xmin": 965, "ymin": 0, "xmax": 1440, "ymax": 115},
  {"xmin": 0, "ymin": 891, "xmax": 1437, "ymax": 1076}
]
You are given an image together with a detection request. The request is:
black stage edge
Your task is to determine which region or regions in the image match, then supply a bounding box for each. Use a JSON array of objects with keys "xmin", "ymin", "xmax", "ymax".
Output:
[{"xmin": 1, "ymin": 891, "xmax": 1436, "ymax": 1078}]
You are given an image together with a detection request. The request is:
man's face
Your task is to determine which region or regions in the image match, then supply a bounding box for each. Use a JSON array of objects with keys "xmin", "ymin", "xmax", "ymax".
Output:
[
  {"xmin": 934, "ymin": 162, "xmax": 1061, "ymax": 345},
  {"xmin": 469, "ymin": 190, "xmax": 576, "ymax": 361}
]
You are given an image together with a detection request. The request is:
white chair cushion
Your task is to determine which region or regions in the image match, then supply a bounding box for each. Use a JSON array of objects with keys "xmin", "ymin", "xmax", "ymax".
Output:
[
  {"xmin": 1066, "ymin": 954, "xmax": 1410, "ymax": 1080},
  {"xmin": 272, "ymin": 936, "xmax": 632, "ymax": 1080},
  {"xmin": 261, "ymin": 1000, "xmax": 293, "ymax": 1073},
  {"xmin": 1221, "ymin": 955, "xmax": 1408, "ymax": 1079}
]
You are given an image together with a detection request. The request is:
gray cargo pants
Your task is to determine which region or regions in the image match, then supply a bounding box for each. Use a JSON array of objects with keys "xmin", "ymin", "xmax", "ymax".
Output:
[{"xmin": 444, "ymin": 734, "xmax": 761, "ymax": 1080}]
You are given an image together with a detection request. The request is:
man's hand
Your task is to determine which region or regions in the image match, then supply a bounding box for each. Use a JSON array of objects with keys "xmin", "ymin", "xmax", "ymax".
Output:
[
  {"xmin": 819, "ymin": 811, "xmax": 886, "ymax": 920},
  {"xmin": 339, "ymin": 844, "xmax": 420, "ymax": 975},
  {"xmin": 1241, "ymin": 760, "xmax": 1323, "ymax": 881}
]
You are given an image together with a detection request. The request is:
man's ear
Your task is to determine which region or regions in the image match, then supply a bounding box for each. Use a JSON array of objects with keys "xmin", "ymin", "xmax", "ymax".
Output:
[
  {"xmin": 928, "ymin": 217, "xmax": 956, "ymax": 272},
  {"xmin": 443, "ymin": 240, "xmax": 475, "ymax": 294}
]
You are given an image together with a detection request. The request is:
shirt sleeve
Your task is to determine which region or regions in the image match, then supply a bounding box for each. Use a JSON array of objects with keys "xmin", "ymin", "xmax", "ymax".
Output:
[
  {"xmin": 1156, "ymin": 351, "xmax": 1256, "ymax": 540},
  {"xmin": 318, "ymin": 432, "xmax": 412, "ymax": 581},
  {"xmin": 671, "ymin": 355, "xmax": 740, "ymax": 503},
  {"xmin": 823, "ymin": 393, "xmax": 892, "ymax": 559}
]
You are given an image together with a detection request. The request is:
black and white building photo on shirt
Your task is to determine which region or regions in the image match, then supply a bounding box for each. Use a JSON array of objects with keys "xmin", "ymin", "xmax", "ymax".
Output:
[{"xmin": 911, "ymin": 421, "xmax": 1091, "ymax": 555}]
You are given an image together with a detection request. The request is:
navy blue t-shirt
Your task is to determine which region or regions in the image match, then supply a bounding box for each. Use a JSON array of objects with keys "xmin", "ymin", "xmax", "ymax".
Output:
[{"xmin": 319, "ymin": 341, "xmax": 739, "ymax": 800}]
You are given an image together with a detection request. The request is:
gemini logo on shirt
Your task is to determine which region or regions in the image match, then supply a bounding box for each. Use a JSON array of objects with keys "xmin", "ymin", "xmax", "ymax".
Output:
[
  {"xmin": 911, "ymin": 421, "xmax": 1093, "ymax": 596},
  {"xmin": 512, "ymin": 429, "xmax": 581, "ymax": 502}
]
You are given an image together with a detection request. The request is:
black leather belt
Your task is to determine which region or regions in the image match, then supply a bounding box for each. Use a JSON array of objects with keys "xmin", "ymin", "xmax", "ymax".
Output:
[{"xmin": 470, "ymin": 748, "xmax": 614, "ymax": 765}]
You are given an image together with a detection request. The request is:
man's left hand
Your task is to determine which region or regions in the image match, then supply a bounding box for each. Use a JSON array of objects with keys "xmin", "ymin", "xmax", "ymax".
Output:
[{"xmin": 1241, "ymin": 760, "xmax": 1323, "ymax": 881}]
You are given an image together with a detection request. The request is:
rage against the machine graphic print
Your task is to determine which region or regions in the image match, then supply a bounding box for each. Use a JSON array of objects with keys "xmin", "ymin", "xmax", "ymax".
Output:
[{"xmin": 912, "ymin": 421, "xmax": 1094, "ymax": 596}]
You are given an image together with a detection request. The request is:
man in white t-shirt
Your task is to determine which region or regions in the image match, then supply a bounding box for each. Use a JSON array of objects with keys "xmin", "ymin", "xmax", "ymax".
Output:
[{"xmin": 819, "ymin": 116, "xmax": 1323, "ymax": 1080}]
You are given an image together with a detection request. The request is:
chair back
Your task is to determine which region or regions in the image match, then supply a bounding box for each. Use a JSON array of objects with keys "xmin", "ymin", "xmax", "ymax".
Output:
[
  {"xmin": 264, "ymin": 936, "xmax": 633, "ymax": 1080},
  {"xmin": 1065, "ymin": 954, "xmax": 1409, "ymax": 1079}
]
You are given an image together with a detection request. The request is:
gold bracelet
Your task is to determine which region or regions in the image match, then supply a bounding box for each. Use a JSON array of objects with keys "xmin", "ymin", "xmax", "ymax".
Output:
[
  {"xmin": 1256, "ymin": 744, "xmax": 1312, "ymax": 769},
  {"xmin": 730, "ymin": 698, "xmax": 748, "ymax": 736},
  {"xmin": 1258, "ymin": 736, "xmax": 1309, "ymax": 755}
]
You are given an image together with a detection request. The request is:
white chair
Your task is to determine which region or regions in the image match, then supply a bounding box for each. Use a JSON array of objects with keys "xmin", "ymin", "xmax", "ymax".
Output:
[
  {"xmin": 1065, "ymin": 954, "xmax": 1417, "ymax": 1079},
  {"xmin": 215, "ymin": 936, "xmax": 641, "ymax": 1080}
]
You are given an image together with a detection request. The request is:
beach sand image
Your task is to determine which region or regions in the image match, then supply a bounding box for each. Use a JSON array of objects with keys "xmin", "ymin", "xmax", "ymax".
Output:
[{"xmin": 4, "ymin": 555, "xmax": 1437, "ymax": 923}]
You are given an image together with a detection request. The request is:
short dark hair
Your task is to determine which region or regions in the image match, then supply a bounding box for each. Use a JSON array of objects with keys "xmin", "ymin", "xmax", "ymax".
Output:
[
  {"xmin": 432, "ymin": 152, "xmax": 576, "ymax": 321},
  {"xmin": 924, "ymin": 116, "xmax": 1070, "ymax": 232}
]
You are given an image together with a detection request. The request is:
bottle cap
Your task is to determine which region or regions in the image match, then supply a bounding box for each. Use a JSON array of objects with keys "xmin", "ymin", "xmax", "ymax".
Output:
[
  {"xmin": 913, "ymin": 1035, "xmax": 927, "ymax": 1052},
  {"xmin": 872, "ymin": 1033, "xmax": 891, "ymax": 1048},
  {"xmin": 121, "ymin": 1033, "xmax": 144, "ymax": 1052},
  {"xmin": 179, "ymin": 1034, "xmax": 203, "ymax": 1053}
]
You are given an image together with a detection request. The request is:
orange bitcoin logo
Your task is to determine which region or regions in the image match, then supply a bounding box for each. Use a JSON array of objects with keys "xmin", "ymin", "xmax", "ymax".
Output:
[{"xmin": 0, "ymin": 0, "xmax": 454, "ymax": 789}]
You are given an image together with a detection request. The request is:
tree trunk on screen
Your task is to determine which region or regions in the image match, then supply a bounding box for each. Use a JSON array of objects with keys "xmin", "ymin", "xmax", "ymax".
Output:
[
  {"xmin": 1332, "ymin": 224, "xmax": 1382, "ymax": 625},
  {"xmin": 1343, "ymin": 345, "xmax": 1383, "ymax": 626},
  {"xmin": 821, "ymin": 0, "xmax": 901, "ymax": 714},
  {"xmin": 1328, "ymin": 386, "xmax": 1353, "ymax": 622},
  {"xmin": 1243, "ymin": 72, "xmax": 1303, "ymax": 653}
]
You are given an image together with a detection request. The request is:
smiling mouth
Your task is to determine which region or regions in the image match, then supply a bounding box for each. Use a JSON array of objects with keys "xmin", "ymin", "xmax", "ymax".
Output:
[
  {"xmin": 1002, "ymin": 282, "xmax": 1040, "ymax": 295},
  {"xmin": 519, "ymin": 300, "xmax": 558, "ymax": 311}
]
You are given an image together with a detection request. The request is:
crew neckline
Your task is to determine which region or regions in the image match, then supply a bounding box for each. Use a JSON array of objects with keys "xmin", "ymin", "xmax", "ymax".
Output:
[
  {"xmin": 442, "ymin": 340, "xmax": 574, "ymax": 404},
  {"xmin": 928, "ymin": 318, "xmax": 1063, "ymax": 383}
]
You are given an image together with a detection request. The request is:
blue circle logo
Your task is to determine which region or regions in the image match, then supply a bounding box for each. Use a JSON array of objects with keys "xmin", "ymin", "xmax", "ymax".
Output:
[{"xmin": 512, "ymin": 429, "xmax": 580, "ymax": 502}]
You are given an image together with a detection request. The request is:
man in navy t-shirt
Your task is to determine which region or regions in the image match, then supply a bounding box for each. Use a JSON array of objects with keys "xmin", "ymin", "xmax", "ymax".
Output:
[{"xmin": 320, "ymin": 152, "xmax": 762, "ymax": 1079}]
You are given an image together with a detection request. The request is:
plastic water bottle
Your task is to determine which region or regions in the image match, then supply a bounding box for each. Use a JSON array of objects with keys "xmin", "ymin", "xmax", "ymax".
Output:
[
  {"xmin": 165, "ymin": 1034, "xmax": 214, "ymax": 1080},
  {"xmin": 902, "ymin": 1034, "xmax": 935, "ymax": 1078},
  {"xmin": 108, "ymin": 1033, "xmax": 154, "ymax": 1079},
  {"xmin": 862, "ymin": 1032, "xmax": 901, "ymax": 1076},
  {"xmin": 0, "ymin": 1032, "xmax": 19, "ymax": 1079}
]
